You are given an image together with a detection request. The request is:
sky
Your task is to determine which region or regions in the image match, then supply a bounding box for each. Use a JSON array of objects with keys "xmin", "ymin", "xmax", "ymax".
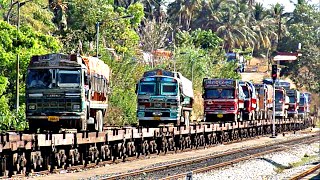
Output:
[{"xmin": 255, "ymin": 0, "xmax": 320, "ymax": 12}]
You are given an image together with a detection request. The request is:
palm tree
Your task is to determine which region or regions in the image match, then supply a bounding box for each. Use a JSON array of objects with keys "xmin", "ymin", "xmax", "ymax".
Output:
[
  {"xmin": 251, "ymin": 3, "xmax": 278, "ymax": 49},
  {"xmin": 213, "ymin": 1, "xmax": 257, "ymax": 51},
  {"xmin": 167, "ymin": 0, "xmax": 201, "ymax": 30},
  {"xmin": 193, "ymin": 0, "xmax": 225, "ymax": 30}
]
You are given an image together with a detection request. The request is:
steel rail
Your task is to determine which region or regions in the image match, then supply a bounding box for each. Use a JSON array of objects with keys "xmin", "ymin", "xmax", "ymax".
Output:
[
  {"xmin": 289, "ymin": 163, "xmax": 320, "ymax": 180},
  {"xmin": 106, "ymin": 136, "xmax": 319, "ymax": 180}
]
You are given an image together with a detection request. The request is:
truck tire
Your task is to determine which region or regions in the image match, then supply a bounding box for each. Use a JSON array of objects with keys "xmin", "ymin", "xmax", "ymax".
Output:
[
  {"xmin": 96, "ymin": 110, "xmax": 103, "ymax": 132},
  {"xmin": 28, "ymin": 120, "xmax": 38, "ymax": 133},
  {"xmin": 184, "ymin": 111, "xmax": 190, "ymax": 127},
  {"xmin": 81, "ymin": 109, "xmax": 89, "ymax": 131},
  {"xmin": 81, "ymin": 118, "xmax": 87, "ymax": 131},
  {"xmin": 239, "ymin": 111, "xmax": 243, "ymax": 121}
]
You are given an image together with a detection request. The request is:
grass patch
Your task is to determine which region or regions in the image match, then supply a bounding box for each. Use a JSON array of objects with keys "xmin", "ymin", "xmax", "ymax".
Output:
[
  {"xmin": 289, "ymin": 154, "xmax": 319, "ymax": 168},
  {"xmin": 315, "ymin": 119, "xmax": 320, "ymax": 128},
  {"xmin": 274, "ymin": 154, "xmax": 319, "ymax": 173}
]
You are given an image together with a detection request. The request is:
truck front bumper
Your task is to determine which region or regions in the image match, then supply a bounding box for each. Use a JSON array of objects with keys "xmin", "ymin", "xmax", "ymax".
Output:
[
  {"xmin": 275, "ymin": 111, "xmax": 285, "ymax": 116},
  {"xmin": 27, "ymin": 112, "xmax": 85, "ymax": 121},
  {"xmin": 204, "ymin": 110, "xmax": 237, "ymax": 115},
  {"xmin": 138, "ymin": 117, "xmax": 178, "ymax": 121}
]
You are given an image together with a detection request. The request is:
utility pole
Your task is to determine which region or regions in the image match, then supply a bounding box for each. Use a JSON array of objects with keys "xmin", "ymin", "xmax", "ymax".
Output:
[
  {"xmin": 96, "ymin": 22, "xmax": 100, "ymax": 57},
  {"xmin": 14, "ymin": 0, "xmax": 31, "ymax": 112},
  {"xmin": 16, "ymin": 2, "xmax": 21, "ymax": 113},
  {"xmin": 271, "ymin": 64, "xmax": 278, "ymax": 138}
]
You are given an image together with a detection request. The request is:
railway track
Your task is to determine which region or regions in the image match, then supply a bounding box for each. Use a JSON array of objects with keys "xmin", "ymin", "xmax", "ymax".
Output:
[
  {"xmin": 92, "ymin": 135, "xmax": 319, "ymax": 180},
  {"xmin": 19, "ymin": 128, "xmax": 275, "ymax": 179},
  {"xmin": 289, "ymin": 163, "xmax": 320, "ymax": 180},
  {"xmin": 0, "ymin": 117, "xmax": 315, "ymax": 178}
]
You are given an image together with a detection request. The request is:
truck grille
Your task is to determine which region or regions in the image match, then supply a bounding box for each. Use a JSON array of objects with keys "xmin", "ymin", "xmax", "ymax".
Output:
[
  {"xmin": 207, "ymin": 103, "xmax": 235, "ymax": 110},
  {"xmin": 275, "ymin": 105, "xmax": 283, "ymax": 111},
  {"xmin": 28, "ymin": 98, "xmax": 81, "ymax": 112}
]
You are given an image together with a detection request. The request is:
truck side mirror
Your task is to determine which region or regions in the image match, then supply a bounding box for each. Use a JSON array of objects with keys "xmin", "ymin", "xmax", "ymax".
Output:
[{"xmin": 135, "ymin": 84, "xmax": 138, "ymax": 94}]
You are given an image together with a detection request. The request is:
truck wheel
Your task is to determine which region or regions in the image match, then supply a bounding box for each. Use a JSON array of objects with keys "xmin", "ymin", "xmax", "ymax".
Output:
[
  {"xmin": 184, "ymin": 111, "xmax": 190, "ymax": 127},
  {"xmin": 239, "ymin": 111, "xmax": 243, "ymax": 121},
  {"xmin": 96, "ymin": 110, "xmax": 103, "ymax": 132},
  {"xmin": 28, "ymin": 120, "xmax": 38, "ymax": 133},
  {"xmin": 81, "ymin": 118, "xmax": 87, "ymax": 131}
]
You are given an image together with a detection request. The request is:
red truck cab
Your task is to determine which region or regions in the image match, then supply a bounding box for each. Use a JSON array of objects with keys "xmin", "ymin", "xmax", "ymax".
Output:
[{"xmin": 202, "ymin": 79, "xmax": 245, "ymax": 122}]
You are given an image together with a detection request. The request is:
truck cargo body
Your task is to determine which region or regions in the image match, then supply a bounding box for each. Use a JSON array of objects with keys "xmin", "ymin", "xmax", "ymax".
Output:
[
  {"xmin": 254, "ymin": 83, "xmax": 273, "ymax": 119},
  {"xmin": 303, "ymin": 92, "xmax": 311, "ymax": 113},
  {"xmin": 239, "ymin": 81, "xmax": 257, "ymax": 120},
  {"xmin": 298, "ymin": 93, "xmax": 311, "ymax": 119},
  {"xmin": 26, "ymin": 53, "xmax": 110, "ymax": 132},
  {"xmin": 274, "ymin": 87, "xmax": 289, "ymax": 118},
  {"xmin": 136, "ymin": 69, "xmax": 193, "ymax": 127},
  {"xmin": 203, "ymin": 79, "xmax": 245, "ymax": 122},
  {"xmin": 287, "ymin": 89, "xmax": 300, "ymax": 118}
]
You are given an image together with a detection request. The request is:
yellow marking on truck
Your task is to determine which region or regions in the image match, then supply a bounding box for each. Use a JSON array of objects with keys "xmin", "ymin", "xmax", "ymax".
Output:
[{"xmin": 48, "ymin": 116, "xmax": 59, "ymax": 122}]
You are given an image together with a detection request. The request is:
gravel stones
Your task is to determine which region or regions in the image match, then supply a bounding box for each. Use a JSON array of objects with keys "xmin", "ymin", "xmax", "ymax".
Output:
[{"xmin": 193, "ymin": 142, "xmax": 320, "ymax": 180}]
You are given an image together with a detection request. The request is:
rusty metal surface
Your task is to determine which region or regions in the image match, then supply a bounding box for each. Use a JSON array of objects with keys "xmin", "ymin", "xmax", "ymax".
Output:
[{"xmin": 0, "ymin": 118, "xmax": 306, "ymax": 151}]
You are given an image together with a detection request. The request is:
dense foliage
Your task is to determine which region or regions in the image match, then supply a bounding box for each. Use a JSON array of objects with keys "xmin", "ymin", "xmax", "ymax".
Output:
[
  {"xmin": 0, "ymin": 0, "xmax": 318, "ymax": 129},
  {"xmin": 0, "ymin": 20, "xmax": 60, "ymax": 131}
]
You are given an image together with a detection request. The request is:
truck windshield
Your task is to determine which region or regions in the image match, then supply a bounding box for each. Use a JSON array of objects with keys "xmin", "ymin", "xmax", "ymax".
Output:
[
  {"xmin": 139, "ymin": 83, "xmax": 155, "ymax": 95},
  {"xmin": 289, "ymin": 96, "xmax": 295, "ymax": 103},
  {"xmin": 26, "ymin": 69, "xmax": 52, "ymax": 89},
  {"xmin": 275, "ymin": 91, "xmax": 283, "ymax": 102},
  {"xmin": 58, "ymin": 70, "xmax": 80, "ymax": 87},
  {"xmin": 205, "ymin": 89, "xmax": 235, "ymax": 99},
  {"xmin": 242, "ymin": 86, "xmax": 249, "ymax": 98},
  {"xmin": 299, "ymin": 97, "xmax": 305, "ymax": 106},
  {"xmin": 161, "ymin": 83, "xmax": 177, "ymax": 95}
]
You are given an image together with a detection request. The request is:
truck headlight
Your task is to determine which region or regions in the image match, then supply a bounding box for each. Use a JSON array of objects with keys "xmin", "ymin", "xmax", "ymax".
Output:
[
  {"xmin": 230, "ymin": 107, "xmax": 235, "ymax": 110},
  {"xmin": 73, "ymin": 104, "xmax": 80, "ymax": 110},
  {"xmin": 28, "ymin": 104, "xmax": 36, "ymax": 110},
  {"xmin": 138, "ymin": 105, "xmax": 145, "ymax": 109}
]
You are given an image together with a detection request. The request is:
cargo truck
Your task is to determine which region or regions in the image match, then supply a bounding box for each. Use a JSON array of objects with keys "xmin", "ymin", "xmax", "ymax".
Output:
[
  {"xmin": 287, "ymin": 89, "xmax": 300, "ymax": 118},
  {"xmin": 26, "ymin": 53, "xmax": 110, "ymax": 132},
  {"xmin": 254, "ymin": 83, "xmax": 273, "ymax": 119},
  {"xmin": 202, "ymin": 79, "xmax": 245, "ymax": 122},
  {"xmin": 136, "ymin": 69, "xmax": 193, "ymax": 127}
]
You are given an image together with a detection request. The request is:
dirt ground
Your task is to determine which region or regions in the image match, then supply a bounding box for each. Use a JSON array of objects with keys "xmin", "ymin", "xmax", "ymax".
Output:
[{"xmin": 28, "ymin": 129, "xmax": 318, "ymax": 180}]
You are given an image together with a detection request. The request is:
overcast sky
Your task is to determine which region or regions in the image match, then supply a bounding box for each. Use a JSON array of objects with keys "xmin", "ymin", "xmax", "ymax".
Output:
[
  {"xmin": 253, "ymin": 0, "xmax": 319, "ymax": 12},
  {"xmin": 164, "ymin": 0, "xmax": 319, "ymax": 13}
]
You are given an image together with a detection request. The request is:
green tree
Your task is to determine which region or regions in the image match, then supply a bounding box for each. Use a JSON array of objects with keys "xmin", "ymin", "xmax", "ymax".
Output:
[
  {"xmin": 0, "ymin": 20, "xmax": 60, "ymax": 131},
  {"xmin": 55, "ymin": 0, "xmax": 144, "ymax": 55},
  {"xmin": 279, "ymin": 2, "xmax": 320, "ymax": 93}
]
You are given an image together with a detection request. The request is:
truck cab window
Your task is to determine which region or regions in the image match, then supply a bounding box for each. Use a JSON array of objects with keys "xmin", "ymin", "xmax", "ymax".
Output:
[
  {"xmin": 58, "ymin": 70, "xmax": 80, "ymax": 87},
  {"xmin": 161, "ymin": 83, "xmax": 177, "ymax": 95},
  {"xmin": 139, "ymin": 83, "xmax": 155, "ymax": 95},
  {"xmin": 27, "ymin": 69, "xmax": 52, "ymax": 88}
]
